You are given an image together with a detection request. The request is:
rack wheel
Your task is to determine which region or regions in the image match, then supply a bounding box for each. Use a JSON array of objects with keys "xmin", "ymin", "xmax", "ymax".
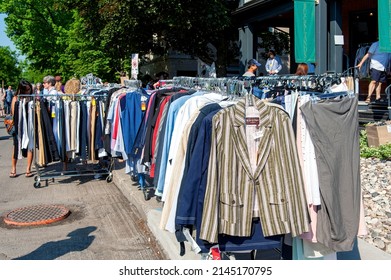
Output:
[
  {"xmin": 33, "ymin": 181, "xmax": 41, "ymax": 188},
  {"xmin": 34, "ymin": 176, "xmax": 39, "ymax": 182},
  {"xmin": 143, "ymin": 189, "xmax": 151, "ymax": 201},
  {"xmin": 106, "ymin": 173, "xmax": 113, "ymax": 183}
]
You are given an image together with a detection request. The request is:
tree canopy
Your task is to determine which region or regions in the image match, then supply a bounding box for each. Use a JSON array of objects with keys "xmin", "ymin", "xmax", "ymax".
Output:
[
  {"xmin": 1, "ymin": 0, "xmax": 239, "ymax": 81},
  {"xmin": 0, "ymin": 46, "xmax": 22, "ymax": 87}
]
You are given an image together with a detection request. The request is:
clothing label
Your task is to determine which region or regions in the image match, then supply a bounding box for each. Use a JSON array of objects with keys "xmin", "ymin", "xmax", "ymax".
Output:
[
  {"xmin": 91, "ymin": 99, "xmax": 96, "ymax": 106},
  {"xmin": 183, "ymin": 228, "xmax": 201, "ymax": 254},
  {"xmin": 141, "ymin": 101, "xmax": 146, "ymax": 111},
  {"xmin": 254, "ymin": 129, "xmax": 264, "ymax": 140},
  {"xmin": 387, "ymin": 125, "xmax": 391, "ymax": 133},
  {"xmin": 210, "ymin": 245, "xmax": 221, "ymax": 260},
  {"xmin": 246, "ymin": 117, "xmax": 259, "ymax": 126},
  {"xmin": 51, "ymin": 111, "xmax": 55, "ymax": 118}
]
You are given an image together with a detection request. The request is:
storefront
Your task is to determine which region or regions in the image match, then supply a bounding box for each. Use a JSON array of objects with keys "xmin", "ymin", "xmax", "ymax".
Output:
[{"xmin": 234, "ymin": 0, "xmax": 388, "ymax": 75}]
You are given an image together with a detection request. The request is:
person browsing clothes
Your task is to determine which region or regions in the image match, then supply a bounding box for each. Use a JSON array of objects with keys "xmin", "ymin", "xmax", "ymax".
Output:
[{"xmin": 243, "ymin": 59, "xmax": 262, "ymax": 77}]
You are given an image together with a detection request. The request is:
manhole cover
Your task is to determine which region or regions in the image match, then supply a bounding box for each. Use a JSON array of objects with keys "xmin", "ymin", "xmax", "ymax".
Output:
[{"xmin": 3, "ymin": 205, "xmax": 70, "ymax": 226}]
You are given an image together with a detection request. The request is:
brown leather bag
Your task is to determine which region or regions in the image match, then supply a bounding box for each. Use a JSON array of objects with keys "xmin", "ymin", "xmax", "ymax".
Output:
[{"xmin": 4, "ymin": 114, "xmax": 15, "ymax": 135}]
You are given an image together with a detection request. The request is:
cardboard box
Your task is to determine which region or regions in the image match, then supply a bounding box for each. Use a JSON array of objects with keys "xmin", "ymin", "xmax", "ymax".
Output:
[{"xmin": 366, "ymin": 121, "xmax": 391, "ymax": 147}]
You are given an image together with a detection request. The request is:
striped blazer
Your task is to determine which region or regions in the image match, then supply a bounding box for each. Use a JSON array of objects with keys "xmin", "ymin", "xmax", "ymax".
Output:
[{"xmin": 199, "ymin": 96, "xmax": 310, "ymax": 243}]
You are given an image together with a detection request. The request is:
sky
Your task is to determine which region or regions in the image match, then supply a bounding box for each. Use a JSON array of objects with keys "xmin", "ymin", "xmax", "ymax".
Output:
[{"xmin": 0, "ymin": 13, "xmax": 17, "ymax": 51}]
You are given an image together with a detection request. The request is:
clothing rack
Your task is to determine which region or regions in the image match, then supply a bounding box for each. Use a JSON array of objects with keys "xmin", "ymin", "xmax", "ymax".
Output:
[
  {"xmin": 81, "ymin": 73, "xmax": 102, "ymax": 87},
  {"xmin": 123, "ymin": 79, "xmax": 142, "ymax": 89},
  {"xmin": 235, "ymin": 73, "xmax": 353, "ymax": 93},
  {"xmin": 172, "ymin": 76, "xmax": 247, "ymax": 97},
  {"xmin": 19, "ymin": 92, "xmax": 115, "ymax": 188}
]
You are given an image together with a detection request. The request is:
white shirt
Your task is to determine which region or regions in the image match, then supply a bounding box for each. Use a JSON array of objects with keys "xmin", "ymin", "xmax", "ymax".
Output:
[
  {"xmin": 47, "ymin": 87, "xmax": 58, "ymax": 101},
  {"xmin": 299, "ymin": 94, "xmax": 321, "ymax": 206}
]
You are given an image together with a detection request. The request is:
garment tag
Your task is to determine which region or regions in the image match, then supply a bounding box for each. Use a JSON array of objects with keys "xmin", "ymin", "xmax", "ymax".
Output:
[
  {"xmin": 246, "ymin": 117, "xmax": 259, "ymax": 126},
  {"xmin": 183, "ymin": 228, "xmax": 201, "ymax": 254},
  {"xmin": 210, "ymin": 245, "xmax": 221, "ymax": 260},
  {"xmin": 141, "ymin": 101, "xmax": 146, "ymax": 111},
  {"xmin": 91, "ymin": 99, "xmax": 96, "ymax": 106},
  {"xmin": 51, "ymin": 111, "xmax": 56, "ymax": 118},
  {"xmin": 254, "ymin": 129, "xmax": 264, "ymax": 140},
  {"xmin": 387, "ymin": 125, "xmax": 391, "ymax": 133}
]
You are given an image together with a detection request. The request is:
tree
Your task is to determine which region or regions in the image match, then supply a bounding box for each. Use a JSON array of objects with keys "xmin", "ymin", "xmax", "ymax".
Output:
[
  {"xmin": 0, "ymin": 46, "xmax": 22, "ymax": 88},
  {"xmin": 257, "ymin": 29, "xmax": 290, "ymax": 59},
  {"xmin": 66, "ymin": 0, "xmax": 239, "ymax": 76},
  {"xmin": 0, "ymin": 0, "xmax": 112, "ymax": 81},
  {"xmin": 1, "ymin": 0, "xmax": 239, "ymax": 79}
]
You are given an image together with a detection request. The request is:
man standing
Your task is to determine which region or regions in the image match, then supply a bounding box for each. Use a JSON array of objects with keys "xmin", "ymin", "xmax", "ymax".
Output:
[
  {"xmin": 243, "ymin": 59, "xmax": 261, "ymax": 77},
  {"xmin": 5, "ymin": 85, "xmax": 14, "ymax": 114},
  {"xmin": 357, "ymin": 41, "xmax": 390, "ymax": 103}
]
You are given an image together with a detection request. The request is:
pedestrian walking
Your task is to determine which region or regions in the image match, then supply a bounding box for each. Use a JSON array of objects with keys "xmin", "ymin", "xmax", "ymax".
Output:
[
  {"xmin": 0, "ymin": 88, "xmax": 5, "ymax": 117},
  {"xmin": 356, "ymin": 41, "xmax": 391, "ymax": 103},
  {"xmin": 9, "ymin": 80, "xmax": 34, "ymax": 178},
  {"xmin": 5, "ymin": 85, "xmax": 14, "ymax": 114}
]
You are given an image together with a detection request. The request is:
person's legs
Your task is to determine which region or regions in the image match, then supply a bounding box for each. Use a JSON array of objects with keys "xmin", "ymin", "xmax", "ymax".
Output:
[
  {"xmin": 26, "ymin": 150, "xmax": 33, "ymax": 176},
  {"xmin": 375, "ymin": 70, "xmax": 387, "ymax": 100},
  {"xmin": 10, "ymin": 135, "xmax": 18, "ymax": 177},
  {"xmin": 375, "ymin": 82, "xmax": 383, "ymax": 100},
  {"xmin": 10, "ymin": 149, "xmax": 17, "ymax": 177},
  {"xmin": 366, "ymin": 80, "xmax": 377, "ymax": 102},
  {"xmin": 368, "ymin": 69, "xmax": 387, "ymax": 102}
]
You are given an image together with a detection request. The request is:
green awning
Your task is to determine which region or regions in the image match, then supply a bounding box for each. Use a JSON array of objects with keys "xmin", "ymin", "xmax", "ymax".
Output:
[
  {"xmin": 294, "ymin": 0, "xmax": 316, "ymax": 63},
  {"xmin": 378, "ymin": 0, "xmax": 391, "ymax": 52}
]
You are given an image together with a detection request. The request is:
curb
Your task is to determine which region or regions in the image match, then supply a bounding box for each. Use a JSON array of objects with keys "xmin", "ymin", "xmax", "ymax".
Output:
[{"xmin": 112, "ymin": 169, "xmax": 199, "ymax": 260}]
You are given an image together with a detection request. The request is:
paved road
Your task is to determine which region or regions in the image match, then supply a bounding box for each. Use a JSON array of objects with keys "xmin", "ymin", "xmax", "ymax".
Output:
[{"xmin": 0, "ymin": 120, "xmax": 166, "ymax": 260}]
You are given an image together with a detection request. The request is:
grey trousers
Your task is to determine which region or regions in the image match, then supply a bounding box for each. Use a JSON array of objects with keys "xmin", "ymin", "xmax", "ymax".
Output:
[{"xmin": 300, "ymin": 96, "xmax": 361, "ymax": 252}]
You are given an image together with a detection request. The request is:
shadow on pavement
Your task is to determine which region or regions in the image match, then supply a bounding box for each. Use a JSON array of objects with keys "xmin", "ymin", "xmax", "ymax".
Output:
[
  {"xmin": 13, "ymin": 226, "xmax": 97, "ymax": 260},
  {"xmin": 0, "ymin": 135, "xmax": 12, "ymax": 141}
]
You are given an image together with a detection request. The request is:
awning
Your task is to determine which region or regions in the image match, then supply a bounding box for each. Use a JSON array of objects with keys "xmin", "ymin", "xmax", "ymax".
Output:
[
  {"xmin": 378, "ymin": 0, "xmax": 391, "ymax": 52},
  {"xmin": 294, "ymin": 0, "xmax": 316, "ymax": 63}
]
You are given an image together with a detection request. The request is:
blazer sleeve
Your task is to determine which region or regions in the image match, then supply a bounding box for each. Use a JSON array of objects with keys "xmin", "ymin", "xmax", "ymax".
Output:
[
  {"xmin": 279, "ymin": 111, "xmax": 310, "ymax": 236},
  {"xmin": 199, "ymin": 115, "xmax": 221, "ymax": 244}
]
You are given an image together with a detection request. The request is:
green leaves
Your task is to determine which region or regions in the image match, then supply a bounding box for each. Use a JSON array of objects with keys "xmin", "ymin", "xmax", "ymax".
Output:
[
  {"xmin": 2, "ymin": 0, "xmax": 238, "ymax": 81},
  {"xmin": 0, "ymin": 46, "xmax": 22, "ymax": 87},
  {"xmin": 360, "ymin": 130, "xmax": 391, "ymax": 160}
]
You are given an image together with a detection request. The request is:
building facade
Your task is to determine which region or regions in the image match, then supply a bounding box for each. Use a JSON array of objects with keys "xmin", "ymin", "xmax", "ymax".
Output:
[{"xmin": 234, "ymin": 0, "xmax": 383, "ymax": 75}]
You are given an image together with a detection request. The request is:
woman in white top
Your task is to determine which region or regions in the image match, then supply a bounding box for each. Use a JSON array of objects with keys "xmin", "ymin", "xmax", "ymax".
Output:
[{"xmin": 265, "ymin": 50, "xmax": 283, "ymax": 75}]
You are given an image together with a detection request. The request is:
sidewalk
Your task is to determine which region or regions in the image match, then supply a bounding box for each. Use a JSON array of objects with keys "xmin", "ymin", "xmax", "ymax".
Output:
[{"xmin": 111, "ymin": 164, "xmax": 391, "ymax": 260}]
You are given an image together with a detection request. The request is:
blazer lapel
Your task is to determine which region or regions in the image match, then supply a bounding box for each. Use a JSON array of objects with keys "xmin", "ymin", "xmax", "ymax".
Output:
[
  {"xmin": 229, "ymin": 99, "xmax": 254, "ymax": 178},
  {"xmin": 253, "ymin": 98, "xmax": 273, "ymax": 179}
]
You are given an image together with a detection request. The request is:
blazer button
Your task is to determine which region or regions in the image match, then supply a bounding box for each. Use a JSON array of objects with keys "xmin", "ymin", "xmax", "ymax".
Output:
[
  {"xmin": 232, "ymin": 200, "xmax": 235, "ymax": 204},
  {"xmin": 281, "ymin": 199, "xmax": 285, "ymax": 202}
]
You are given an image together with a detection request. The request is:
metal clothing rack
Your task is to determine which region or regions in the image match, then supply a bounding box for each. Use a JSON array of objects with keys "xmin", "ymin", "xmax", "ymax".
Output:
[
  {"xmin": 19, "ymin": 92, "xmax": 115, "ymax": 188},
  {"xmin": 172, "ymin": 76, "xmax": 247, "ymax": 96}
]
